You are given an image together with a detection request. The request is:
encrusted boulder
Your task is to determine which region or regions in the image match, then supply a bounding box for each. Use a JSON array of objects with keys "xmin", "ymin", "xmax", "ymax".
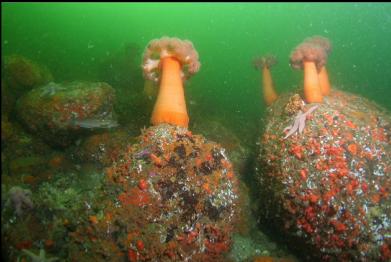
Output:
[
  {"xmin": 68, "ymin": 124, "xmax": 243, "ymax": 261},
  {"xmin": 16, "ymin": 81, "xmax": 117, "ymax": 147},
  {"xmin": 257, "ymin": 90, "xmax": 391, "ymax": 261}
]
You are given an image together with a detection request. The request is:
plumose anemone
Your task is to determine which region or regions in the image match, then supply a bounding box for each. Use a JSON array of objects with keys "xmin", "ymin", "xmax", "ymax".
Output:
[
  {"xmin": 142, "ymin": 37, "xmax": 201, "ymax": 128},
  {"xmin": 253, "ymin": 54, "xmax": 278, "ymax": 106},
  {"xmin": 290, "ymin": 41, "xmax": 327, "ymax": 103}
]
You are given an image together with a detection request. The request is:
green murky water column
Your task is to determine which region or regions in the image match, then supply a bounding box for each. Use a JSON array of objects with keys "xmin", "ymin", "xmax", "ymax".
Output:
[{"xmin": 2, "ymin": 3, "xmax": 391, "ymax": 139}]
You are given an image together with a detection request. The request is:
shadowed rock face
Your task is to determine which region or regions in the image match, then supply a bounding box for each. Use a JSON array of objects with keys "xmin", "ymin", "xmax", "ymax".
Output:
[
  {"xmin": 191, "ymin": 118, "xmax": 251, "ymax": 175},
  {"xmin": 257, "ymin": 90, "xmax": 391, "ymax": 261},
  {"xmin": 72, "ymin": 129, "xmax": 137, "ymax": 167},
  {"xmin": 16, "ymin": 81, "xmax": 117, "ymax": 148}
]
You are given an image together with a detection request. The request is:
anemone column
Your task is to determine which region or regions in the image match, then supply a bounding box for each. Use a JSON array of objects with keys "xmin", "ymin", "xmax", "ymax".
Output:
[
  {"xmin": 142, "ymin": 37, "xmax": 200, "ymax": 128},
  {"xmin": 151, "ymin": 56, "xmax": 188, "ymax": 127},
  {"xmin": 253, "ymin": 54, "xmax": 278, "ymax": 106},
  {"xmin": 304, "ymin": 35, "xmax": 333, "ymax": 96},
  {"xmin": 290, "ymin": 42, "xmax": 326, "ymax": 103}
]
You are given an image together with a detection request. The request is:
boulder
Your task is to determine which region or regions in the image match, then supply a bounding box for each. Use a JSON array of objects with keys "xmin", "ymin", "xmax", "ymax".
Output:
[
  {"xmin": 68, "ymin": 124, "xmax": 243, "ymax": 261},
  {"xmin": 257, "ymin": 90, "xmax": 391, "ymax": 261},
  {"xmin": 3, "ymin": 55, "xmax": 53, "ymax": 98},
  {"xmin": 16, "ymin": 81, "xmax": 117, "ymax": 147}
]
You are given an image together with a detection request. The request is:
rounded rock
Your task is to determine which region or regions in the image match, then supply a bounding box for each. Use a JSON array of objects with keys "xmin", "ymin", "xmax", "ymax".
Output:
[{"xmin": 257, "ymin": 90, "xmax": 391, "ymax": 261}]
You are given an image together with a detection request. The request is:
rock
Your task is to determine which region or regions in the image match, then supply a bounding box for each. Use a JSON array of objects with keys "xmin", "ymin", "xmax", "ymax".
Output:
[
  {"xmin": 16, "ymin": 81, "xmax": 118, "ymax": 147},
  {"xmin": 257, "ymin": 90, "xmax": 391, "ymax": 261},
  {"xmin": 68, "ymin": 124, "xmax": 243, "ymax": 261},
  {"xmin": 9, "ymin": 156, "xmax": 47, "ymax": 176},
  {"xmin": 1, "ymin": 79, "xmax": 15, "ymax": 116},
  {"xmin": 2, "ymin": 120, "xmax": 52, "ymax": 160},
  {"xmin": 228, "ymin": 234, "xmax": 262, "ymax": 262},
  {"xmin": 3, "ymin": 55, "xmax": 53, "ymax": 98},
  {"xmin": 1, "ymin": 170, "xmax": 106, "ymax": 262},
  {"xmin": 72, "ymin": 129, "xmax": 137, "ymax": 167},
  {"xmin": 2, "ymin": 118, "xmax": 54, "ymax": 183},
  {"xmin": 1, "ymin": 116, "xmax": 14, "ymax": 145},
  {"xmin": 191, "ymin": 118, "xmax": 251, "ymax": 176}
]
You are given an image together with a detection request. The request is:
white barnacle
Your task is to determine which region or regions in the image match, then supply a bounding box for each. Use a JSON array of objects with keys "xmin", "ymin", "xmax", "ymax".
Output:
[{"xmin": 137, "ymin": 162, "xmax": 143, "ymax": 173}]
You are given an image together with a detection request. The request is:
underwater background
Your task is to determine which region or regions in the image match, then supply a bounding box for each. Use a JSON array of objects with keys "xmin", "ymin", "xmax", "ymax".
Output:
[
  {"xmin": 3, "ymin": 3, "xmax": 391, "ymax": 144},
  {"xmin": 2, "ymin": 3, "xmax": 391, "ymax": 262}
]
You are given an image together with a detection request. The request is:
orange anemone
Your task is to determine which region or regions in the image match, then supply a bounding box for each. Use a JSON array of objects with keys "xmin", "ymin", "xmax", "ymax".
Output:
[
  {"xmin": 303, "ymin": 60, "xmax": 323, "ymax": 103},
  {"xmin": 305, "ymin": 36, "xmax": 332, "ymax": 96},
  {"xmin": 253, "ymin": 54, "xmax": 278, "ymax": 106},
  {"xmin": 290, "ymin": 42, "xmax": 326, "ymax": 103},
  {"xmin": 318, "ymin": 66, "xmax": 331, "ymax": 96},
  {"xmin": 142, "ymin": 37, "xmax": 200, "ymax": 128}
]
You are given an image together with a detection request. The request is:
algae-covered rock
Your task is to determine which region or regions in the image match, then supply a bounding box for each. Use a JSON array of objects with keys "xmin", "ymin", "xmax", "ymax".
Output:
[
  {"xmin": 3, "ymin": 55, "xmax": 53, "ymax": 98},
  {"xmin": 1, "ymin": 118, "xmax": 54, "ymax": 177},
  {"xmin": 1, "ymin": 170, "xmax": 106, "ymax": 261},
  {"xmin": 72, "ymin": 129, "xmax": 137, "ymax": 167},
  {"xmin": 9, "ymin": 156, "xmax": 48, "ymax": 176},
  {"xmin": 16, "ymin": 81, "xmax": 118, "ymax": 147}
]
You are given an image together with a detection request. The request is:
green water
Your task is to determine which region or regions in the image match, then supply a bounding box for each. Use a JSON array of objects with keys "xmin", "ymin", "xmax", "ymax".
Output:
[{"xmin": 3, "ymin": 3, "xmax": 391, "ymax": 142}]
